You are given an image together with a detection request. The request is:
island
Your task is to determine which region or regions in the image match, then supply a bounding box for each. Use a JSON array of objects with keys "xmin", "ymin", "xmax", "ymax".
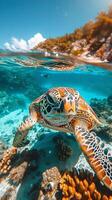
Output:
[{"xmin": 34, "ymin": 6, "xmax": 112, "ymax": 70}]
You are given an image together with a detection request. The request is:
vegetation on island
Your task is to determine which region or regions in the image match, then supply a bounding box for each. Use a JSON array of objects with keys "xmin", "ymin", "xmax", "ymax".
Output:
[{"xmin": 34, "ymin": 6, "xmax": 112, "ymax": 62}]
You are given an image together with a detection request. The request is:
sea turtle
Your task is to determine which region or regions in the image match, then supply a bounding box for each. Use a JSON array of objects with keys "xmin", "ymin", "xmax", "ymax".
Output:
[{"xmin": 0, "ymin": 87, "xmax": 112, "ymax": 191}]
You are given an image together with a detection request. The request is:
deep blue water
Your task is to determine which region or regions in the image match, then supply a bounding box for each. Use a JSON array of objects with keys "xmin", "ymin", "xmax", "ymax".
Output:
[{"xmin": 0, "ymin": 51, "xmax": 112, "ymax": 145}]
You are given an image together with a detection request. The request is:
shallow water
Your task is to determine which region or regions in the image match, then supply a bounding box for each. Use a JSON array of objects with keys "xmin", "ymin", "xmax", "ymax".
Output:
[
  {"xmin": 0, "ymin": 51, "xmax": 112, "ymax": 145},
  {"xmin": 0, "ymin": 51, "xmax": 112, "ymax": 199}
]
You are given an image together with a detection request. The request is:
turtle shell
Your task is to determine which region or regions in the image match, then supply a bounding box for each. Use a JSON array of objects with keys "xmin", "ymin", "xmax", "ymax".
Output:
[{"xmin": 76, "ymin": 96, "xmax": 101, "ymax": 130}]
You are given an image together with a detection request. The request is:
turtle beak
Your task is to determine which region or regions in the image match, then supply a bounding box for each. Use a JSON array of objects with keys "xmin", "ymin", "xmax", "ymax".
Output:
[{"xmin": 64, "ymin": 101, "xmax": 76, "ymax": 115}]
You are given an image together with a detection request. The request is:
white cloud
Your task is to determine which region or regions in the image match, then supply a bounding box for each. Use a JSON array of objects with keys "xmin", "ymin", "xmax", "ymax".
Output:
[{"xmin": 4, "ymin": 33, "xmax": 46, "ymax": 51}]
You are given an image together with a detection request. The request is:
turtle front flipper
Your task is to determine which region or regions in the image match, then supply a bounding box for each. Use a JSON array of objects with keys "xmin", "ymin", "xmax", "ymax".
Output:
[
  {"xmin": 0, "ymin": 116, "xmax": 37, "ymax": 174},
  {"xmin": 0, "ymin": 100, "xmax": 40, "ymax": 174},
  {"xmin": 13, "ymin": 116, "xmax": 36, "ymax": 147},
  {"xmin": 74, "ymin": 125, "xmax": 112, "ymax": 191}
]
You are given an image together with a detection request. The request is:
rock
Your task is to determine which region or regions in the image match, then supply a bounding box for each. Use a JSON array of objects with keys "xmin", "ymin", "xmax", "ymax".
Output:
[
  {"xmin": 38, "ymin": 167, "xmax": 61, "ymax": 200},
  {"xmin": 107, "ymin": 50, "xmax": 112, "ymax": 62},
  {"xmin": 95, "ymin": 33, "xmax": 112, "ymax": 61}
]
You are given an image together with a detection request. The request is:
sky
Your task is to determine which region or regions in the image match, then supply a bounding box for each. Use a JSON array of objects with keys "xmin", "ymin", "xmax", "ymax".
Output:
[{"xmin": 0, "ymin": 0, "xmax": 111, "ymax": 49}]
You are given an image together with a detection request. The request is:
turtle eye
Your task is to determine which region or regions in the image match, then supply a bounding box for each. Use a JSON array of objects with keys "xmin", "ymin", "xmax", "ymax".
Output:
[{"xmin": 47, "ymin": 94, "xmax": 55, "ymax": 104}]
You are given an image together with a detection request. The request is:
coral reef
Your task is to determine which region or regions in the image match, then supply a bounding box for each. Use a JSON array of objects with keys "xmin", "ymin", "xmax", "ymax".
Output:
[
  {"xmin": 0, "ymin": 147, "xmax": 112, "ymax": 200},
  {"xmin": 0, "ymin": 133, "xmax": 80, "ymax": 200},
  {"xmin": 90, "ymin": 96, "xmax": 112, "ymax": 140},
  {"xmin": 0, "ymin": 149, "xmax": 39, "ymax": 200},
  {"xmin": 1, "ymin": 188, "xmax": 17, "ymax": 200},
  {"xmin": 59, "ymin": 169, "xmax": 112, "ymax": 200},
  {"xmin": 9, "ymin": 161, "xmax": 28, "ymax": 184},
  {"xmin": 53, "ymin": 135, "xmax": 73, "ymax": 161},
  {"xmin": 38, "ymin": 167, "xmax": 112, "ymax": 200}
]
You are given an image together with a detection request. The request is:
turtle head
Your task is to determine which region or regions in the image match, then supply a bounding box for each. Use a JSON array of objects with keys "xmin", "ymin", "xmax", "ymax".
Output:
[
  {"xmin": 40, "ymin": 87, "xmax": 101, "ymax": 128},
  {"xmin": 41, "ymin": 88, "xmax": 80, "ymax": 120}
]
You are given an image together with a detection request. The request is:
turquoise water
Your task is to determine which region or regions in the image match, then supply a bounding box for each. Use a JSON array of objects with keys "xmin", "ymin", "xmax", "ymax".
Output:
[
  {"xmin": 0, "ymin": 51, "xmax": 112, "ymax": 146},
  {"xmin": 0, "ymin": 51, "xmax": 112, "ymax": 199}
]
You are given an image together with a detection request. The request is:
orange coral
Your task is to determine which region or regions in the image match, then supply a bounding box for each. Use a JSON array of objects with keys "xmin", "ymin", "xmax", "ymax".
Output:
[
  {"xmin": 59, "ymin": 169, "xmax": 112, "ymax": 200},
  {"xmin": 0, "ymin": 147, "xmax": 17, "ymax": 174}
]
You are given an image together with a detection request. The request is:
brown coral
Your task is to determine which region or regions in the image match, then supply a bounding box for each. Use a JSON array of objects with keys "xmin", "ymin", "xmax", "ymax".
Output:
[
  {"xmin": 9, "ymin": 161, "xmax": 28, "ymax": 184},
  {"xmin": 1, "ymin": 188, "xmax": 16, "ymax": 200},
  {"xmin": 0, "ymin": 147, "xmax": 17, "ymax": 174},
  {"xmin": 38, "ymin": 167, "xmax": 61, "ymax": 199},
  {"xmin": 59, "ymin": 169, "xmax": 112, "ymax": 200},
  {"xmin": 90, "ymin": 97, "xmax": 112, "ymax": 140},
  {"xmin": 53, "ymin": 136, "xmax": 73, "ymax": 161}
]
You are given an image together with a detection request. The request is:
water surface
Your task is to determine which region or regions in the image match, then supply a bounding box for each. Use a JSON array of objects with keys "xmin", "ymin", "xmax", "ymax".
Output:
[{"xmin": 0, "ymin": 51, "xmax": 112, "ymax": 145}]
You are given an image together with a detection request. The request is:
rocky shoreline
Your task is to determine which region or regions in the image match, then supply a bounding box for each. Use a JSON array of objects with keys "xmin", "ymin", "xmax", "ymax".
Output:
[{"xmin": 34, "ymin": 6, "xmax": 112, "ymax": 70}]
